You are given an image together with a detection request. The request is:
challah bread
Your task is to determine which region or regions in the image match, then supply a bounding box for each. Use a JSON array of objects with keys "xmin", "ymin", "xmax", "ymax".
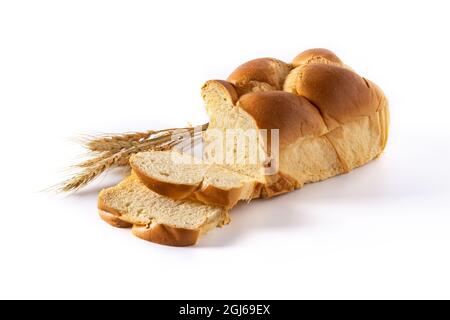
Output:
[
  {"xmin": 207, "ymin": 48, "xmax": 389, "ymax": 195},
  {"xmin": 98, "ymin": 173, "xmax": 229, "ymax": 246},
  {"xmin": 132, "ymin": 48, "xmax": 389, "ymax": 204},
  {"xmin": 130, "ymin": 150, "xmax": 261, "ymax": 207}
]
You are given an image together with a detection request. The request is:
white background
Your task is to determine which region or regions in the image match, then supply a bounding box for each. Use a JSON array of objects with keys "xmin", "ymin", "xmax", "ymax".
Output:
[{"xmin": 1, "ymin": 0, "xmax": 449, "ymax": 299}]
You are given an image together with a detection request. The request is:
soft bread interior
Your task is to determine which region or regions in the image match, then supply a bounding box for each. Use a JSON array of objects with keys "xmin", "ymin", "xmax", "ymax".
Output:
[
  {"xmin": 130, "ymin": 150, "xmax": 258, "ymax": 200},
  {"xmin": 202, "ymin": 83, "xmax": 267, "ymax": 181},
  {"xmin": 130, "ymin": 150, "xmax": 207, "ymax": 187},
  {"xmin": 98, "ymin": 173, "xmax": 227, "ymax": 231},
  {"xmin": 279, "ymin": 99, "xmax": 389, "ymax": 187}
]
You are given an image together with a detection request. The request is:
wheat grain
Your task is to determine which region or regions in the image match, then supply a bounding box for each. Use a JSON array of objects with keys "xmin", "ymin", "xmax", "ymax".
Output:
[
  {"xmin": 79, "ymin": 130, "xmax": 155, "ymax": 152},
  {"xmin": 79, "ymin": 125, "xmax": 203, "ymax": 152}
]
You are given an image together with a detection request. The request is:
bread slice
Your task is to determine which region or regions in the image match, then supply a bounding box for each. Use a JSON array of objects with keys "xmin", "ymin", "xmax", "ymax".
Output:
[
  {"xmin": 130, "ymin": 150, "xmax": 262, "ymax": 208},
  {"xmin": 98, "ymin": 173, "xmax": 230, "ymax": 246},
  {"xmin": 202, "ymin": 80, "xmax": 268, "ymax": 181}
]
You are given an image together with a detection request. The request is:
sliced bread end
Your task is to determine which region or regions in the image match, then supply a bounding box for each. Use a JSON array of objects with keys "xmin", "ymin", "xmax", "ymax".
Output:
[
  {"xmin": 130, "ymin": 150, "xmax": 262, "ymax": 208},
  {"xmin": 98, "ymin": 174, "xmax": 229, "ymax": 247}
]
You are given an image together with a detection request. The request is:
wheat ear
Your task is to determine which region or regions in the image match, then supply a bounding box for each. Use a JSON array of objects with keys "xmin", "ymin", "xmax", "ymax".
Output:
[{"xmin": 55, "ymin": 124, "xmax": 208, "ymax": 192}]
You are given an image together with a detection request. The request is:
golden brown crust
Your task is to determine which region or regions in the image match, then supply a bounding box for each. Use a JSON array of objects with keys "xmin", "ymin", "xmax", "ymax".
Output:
[
  {"xmin": 132, "ymin": 164, "xmax": 198, "ymax": 200},
  {"xmin": 202, "ymin": 80, "xmax": 239, "ymax": 105},
  {"xmin": 227, "ymin": 58, "xmax": 292, "ymax": 95},
  {"xmin": 295, "ymin": 63, "xmax": 380, "ymax": 130},
  {"xmin": 191, "ymin": 184, "xmax": 242, "ymax": 208},
  {"xmin": 261, "ymin": 172, "xmax": 297, "ymax": 198},
  {"xmin": 131, "ymin": 223, "xmax": 200, "ymax": 247},
  {"xmin": 292, "ymin": 48, "xmax": 343, "ymax": 67},
  {"xmin": 98, "ymin": 209, "xmax": 133, "ymax": 228},
  {"xmin": 237, "ymin": 91, "xmax": 327, "ymax": 147},
  {"xmin": 223, "ymin": 50, "xmax": 383, "ymax": 138}
]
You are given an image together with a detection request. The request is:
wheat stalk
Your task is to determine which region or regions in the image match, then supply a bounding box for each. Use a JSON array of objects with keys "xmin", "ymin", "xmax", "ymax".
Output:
[
  {"xmin": 80, "ymin": 131, "xmax": 155, "ymax": 152},
  {"xmin": 55, "ymin": 124, "xmax": 208, "ymax": 192},
  {"xmin": 78, "ymin": 127, "xmax": 183, "ymax": 152}
]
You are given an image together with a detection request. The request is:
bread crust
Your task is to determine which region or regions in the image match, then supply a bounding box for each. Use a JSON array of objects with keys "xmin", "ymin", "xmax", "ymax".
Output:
[
  {"xmin": 98, "ymin": 209, "xmax": 133, "ymax": 228},
  {"xmin": 296, "ymin": 63, "xmax": 379, "ymax": 130},
  {"xmin": 131, "ymin": 223, "xmax": 200, "ymax": 247},
  {"xmin": 132, "ymin": 164, "xmax": 199, "ymax": 200},
  {"xmin": 292, "ymin": 48, "xmax": 343, "ymax": 67},
  {"xmin": 192, "ymin": 179, "xmax": 264, "ymax": 207},
  {"xmin": 190, "ymin": 184, "xmax": 243, "ymax": 208},
  {"xmin": 238, "ymin": 91, "xmax": 328, "ymax": 147},
  {"xmin": 261, "ymin": 172, "xmax": 297, "ymax": 198},
  {"xmin": 202, "ymin": 80, "xmax": 239, "ymax": 105},
  {"xmin": 227, "ymin": 58, "xmax": 292, "ymax": 95}
]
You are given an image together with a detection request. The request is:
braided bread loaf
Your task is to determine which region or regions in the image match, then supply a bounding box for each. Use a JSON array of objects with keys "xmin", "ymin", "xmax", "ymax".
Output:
[{"xmin": 132, "ymin": 48, "xmax": 389, "ymax": 207}]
